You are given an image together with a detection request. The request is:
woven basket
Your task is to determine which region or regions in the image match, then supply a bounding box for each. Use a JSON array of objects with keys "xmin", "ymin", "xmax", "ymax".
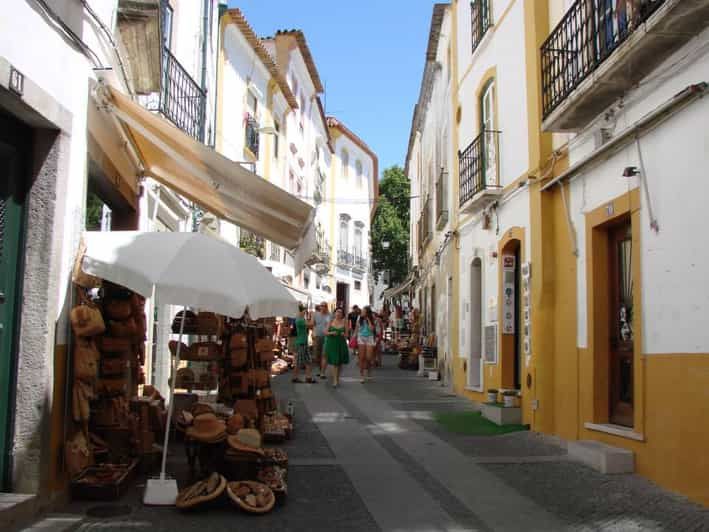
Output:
[
  {"xmin": 176, "ymin": 473, "xmax": 227, "ymax": 510},
  {"xmin": 226, "ymin": 481, "xmax": 275, "ymax": 514}
]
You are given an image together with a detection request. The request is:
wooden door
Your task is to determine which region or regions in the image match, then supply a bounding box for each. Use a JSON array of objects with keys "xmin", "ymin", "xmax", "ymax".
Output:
[{"xmin": 609, "ymin": 219, "xmax": 634, "ymax": 427}]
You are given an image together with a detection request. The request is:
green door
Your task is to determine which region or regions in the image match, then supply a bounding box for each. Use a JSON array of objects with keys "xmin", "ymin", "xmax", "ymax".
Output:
[{"xmin": 0, "ymin": 111, "xmax": 29, "ymax": 489}]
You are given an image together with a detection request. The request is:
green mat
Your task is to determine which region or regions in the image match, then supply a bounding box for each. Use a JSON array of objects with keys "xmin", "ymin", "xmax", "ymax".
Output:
[{"xmin": 434, "ymin": 411, "xmax": 528, "ymax": 436}]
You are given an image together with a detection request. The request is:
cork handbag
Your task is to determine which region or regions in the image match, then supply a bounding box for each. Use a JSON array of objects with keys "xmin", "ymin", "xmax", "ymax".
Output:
[
  {"xmin": 105, "ymin": 299, "xmax": 132, "ymax": 321},
  {"xmin": 74, "ymin": 338, "xmax": 99, "ymax": 382},
  {"xmin": 71, "ymin": 302, "xmax": 106, "ymax": 338}
]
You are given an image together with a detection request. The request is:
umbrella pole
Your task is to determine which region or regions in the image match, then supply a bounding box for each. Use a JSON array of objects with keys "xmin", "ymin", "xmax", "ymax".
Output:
[{"xmin": 143, "ymin": 304, "xmax": 186, "ymax": 505}]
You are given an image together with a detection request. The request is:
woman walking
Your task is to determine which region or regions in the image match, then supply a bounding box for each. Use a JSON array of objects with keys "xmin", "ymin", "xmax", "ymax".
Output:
[
  {"xmin": 293, "ymin": 304, "xmax": 316, "ymax": 384},
  {"xmin": 324, "ymin": 307, "xmax": 349, "ymax": 387},
  {"xmin": 354, "ymin": 306, "xmax": 377, "ymax": 383}
]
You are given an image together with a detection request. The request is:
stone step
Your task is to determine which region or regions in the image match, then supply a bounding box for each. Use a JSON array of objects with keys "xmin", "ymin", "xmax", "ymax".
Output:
[
  {"xmin": 567, "ymin": 439, "xmax": 635, "ymax": 474},
  {"xmin": 0, "ymin": 493, "xmax": 36, "ymax": 531},
  {"xmin": 480, "ymin": 402, "xmax": 522, "ymax": 426}
]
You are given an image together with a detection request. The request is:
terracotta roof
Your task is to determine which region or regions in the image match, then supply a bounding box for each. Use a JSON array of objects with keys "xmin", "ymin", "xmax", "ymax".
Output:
[
  {"xmin": 327, "ymin": 116, "xmax": 379, "ymax": 219},
  {"xmin": 275, "ymin": 29, "xmax": 325, "ymax": 93},
  {"xmin": 226, "ymin": 10, "xmax": 298, "ymax": 110},
  {"xmin": 426, "ymin": 4, "xmax": 449, "ymax": 61}
]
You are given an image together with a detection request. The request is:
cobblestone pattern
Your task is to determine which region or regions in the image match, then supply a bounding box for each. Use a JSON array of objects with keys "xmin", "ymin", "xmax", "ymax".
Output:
[{"xmin": 481, "ymin": 461, "xmax": 709, "ymax": 532}]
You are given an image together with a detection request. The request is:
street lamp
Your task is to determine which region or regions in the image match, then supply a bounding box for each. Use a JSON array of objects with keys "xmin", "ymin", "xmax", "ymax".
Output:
[{"xmin": 382, "ymin": 240, "xmax": 390, "ymax": 250}]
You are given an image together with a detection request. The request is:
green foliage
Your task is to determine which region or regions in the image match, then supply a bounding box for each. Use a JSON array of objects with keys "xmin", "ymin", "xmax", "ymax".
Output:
[
  {"xmin": 371, "ymin": 165, "xmax": 410, "ymax": 285},
  {"xmin": 240, "ymin": 231, "xmax": 265, "ymax": 259},
  {"xmin": 434, "ymin": 411, "xmax": 528, "ymax": 436},
  {"xmin": 85, "ymin": 192, "xmax": 104, "ymax": 231}
]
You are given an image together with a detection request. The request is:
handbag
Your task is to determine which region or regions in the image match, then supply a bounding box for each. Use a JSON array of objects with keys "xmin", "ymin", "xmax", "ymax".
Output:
[
  {"xmin": 65, "ymin": 431, "xmax": 91, "ymax": 478},
  {"xmin": 185, "ymin": 342, "xmax": 222, "ymax": 361},
  {"xmin": 349, "ymin": 336, "xmax": 358, "ymax": 349},
  {"xmin": 74, "ymin": 338, "xmax": 99, "ymax": 381},
  {"xmin": 196, "ymin": 312, "xmax": 224, "ymax": 336},
  {"xmin": 109, "ymin": 318, "xmax": 138, "ymax": 338},
  {"xmin": 101, "ymin": 358, "xmax": 126, "ymax": 376},
  {"xmin": 105, "ymin": 299, "xmax": 132, "ymax": 320},
  {"xmin": 235, "ymin": 399, "xmax": 258, "ymax": 423},
  {"xmin": 98, "ymin": 336, "xmax": 132, "ymax": 353},
  {"xmin": 230, "ymin": 334, "xmax": 248, "ymax": 349},
  {"xmin": 255, "ymin": 338, "xmax": 274, "ymax": 352},
  {"xmin": 230, "ymin": 348, "xmax": 248, "ymax": 368},
  {"xmin": 71, "ymin": 303, "xmax": 106, "ymax": 337}
]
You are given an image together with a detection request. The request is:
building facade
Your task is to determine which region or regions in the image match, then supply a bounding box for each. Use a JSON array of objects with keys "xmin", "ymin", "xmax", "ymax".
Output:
[{"xmin": 406, "ymin": 0, "xmax": 709, "ymax": 506}]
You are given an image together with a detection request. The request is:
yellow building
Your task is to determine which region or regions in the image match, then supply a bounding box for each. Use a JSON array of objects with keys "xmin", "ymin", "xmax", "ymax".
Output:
[{"xmin": 408, "ymin": 0, "xmax": 709, "ymax": 506}]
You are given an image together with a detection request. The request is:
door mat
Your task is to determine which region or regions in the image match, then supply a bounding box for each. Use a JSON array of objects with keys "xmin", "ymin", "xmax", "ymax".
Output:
[{"xmin": 434, "ymin": 411, "xmax": 527, "ymax": 436}]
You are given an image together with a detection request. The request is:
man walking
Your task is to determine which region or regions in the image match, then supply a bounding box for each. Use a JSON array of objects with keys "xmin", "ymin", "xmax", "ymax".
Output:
[{"xmin": 313, "ymin": 302, "xmax": 331, "ymax": 379}]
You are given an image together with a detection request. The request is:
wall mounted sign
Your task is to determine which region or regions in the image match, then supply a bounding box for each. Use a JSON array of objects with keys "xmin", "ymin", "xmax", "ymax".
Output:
[{"xmin": 502, "ymin": 255, "xmax": 515, "ymax": 334}]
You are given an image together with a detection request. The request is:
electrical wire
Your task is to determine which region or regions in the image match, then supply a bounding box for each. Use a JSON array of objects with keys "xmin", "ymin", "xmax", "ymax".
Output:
[
  {"xmin": 32, "ymin": 0, "xmax": 103, "ymax": 68},
  {"xmin": 79, "ymin": 0, "xmax": 134, "ymax": 97}
]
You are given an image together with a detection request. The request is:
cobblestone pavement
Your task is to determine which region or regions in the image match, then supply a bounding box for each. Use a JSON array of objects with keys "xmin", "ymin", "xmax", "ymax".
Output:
[{"xmin": 26, "ymin": 355, "xmax": 709, "ymax": 532}]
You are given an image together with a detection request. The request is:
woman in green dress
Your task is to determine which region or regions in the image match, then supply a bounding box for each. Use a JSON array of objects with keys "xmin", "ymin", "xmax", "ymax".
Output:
[{"xmin": 324, "ymin": 308, "xmax": 350, "ymax": 388}]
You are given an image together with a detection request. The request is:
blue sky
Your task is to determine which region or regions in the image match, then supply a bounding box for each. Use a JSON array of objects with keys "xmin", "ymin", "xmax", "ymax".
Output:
[{"xmin": 228, "ymin": 1, "xmax": 436, "ymax": 175}]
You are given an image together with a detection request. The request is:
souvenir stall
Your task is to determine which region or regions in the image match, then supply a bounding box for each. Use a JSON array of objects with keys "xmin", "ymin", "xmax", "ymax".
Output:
[{"xmin": 67, "ymin": 231, "xmax": 299, "ymax": 514}]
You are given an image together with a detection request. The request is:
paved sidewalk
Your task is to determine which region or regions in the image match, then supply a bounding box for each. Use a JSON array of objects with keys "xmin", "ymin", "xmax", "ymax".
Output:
[{"xmin": 20, "ymin": 355, "xmax": 709, "ymax": 532}]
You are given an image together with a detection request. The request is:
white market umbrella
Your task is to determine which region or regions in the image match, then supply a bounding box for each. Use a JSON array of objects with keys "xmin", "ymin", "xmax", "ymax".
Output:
[{"xmin": 80, "ymin": 231, "xmax": 298, "ymax": 505}]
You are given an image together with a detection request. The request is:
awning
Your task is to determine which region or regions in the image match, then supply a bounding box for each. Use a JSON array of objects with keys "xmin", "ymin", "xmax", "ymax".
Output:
[
  {"xmin": 282, "ymin": 283, "xmax": 311, "ymax": 306},
  {"xmin": 382, "ymin": 273, "xmax": 415, "ymax": 300},
  {"xmin": 91, "ymin": 82, "xmax": 315, "ymax": 255}
]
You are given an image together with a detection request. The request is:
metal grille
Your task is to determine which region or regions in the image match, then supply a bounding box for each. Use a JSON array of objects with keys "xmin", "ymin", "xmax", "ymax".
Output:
[
  {"xmin": 541, "ymin": 0, "xmax": 666, "ymax": 118},
  {"xmin": 160, "ymin": 46, "xmax": 206, "ymax": 141},
  {"xmin": 245, "ymin": 115, "xmax": 260, "ymax": 157},
  {"xmin": 471, "ymin": 0, "xmax": 491, "ymax": 53},
  {"xmin": 458, "ymin": 131, "xmax": 499, "ymax": 206}
]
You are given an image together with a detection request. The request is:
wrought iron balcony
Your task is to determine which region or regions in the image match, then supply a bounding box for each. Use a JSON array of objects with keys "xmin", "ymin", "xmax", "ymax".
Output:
[
  {"xmin": 541, "ymin": 0, "xmax": 709, "ymax": 131},
  {"xmin": 458, "ymin": 130, "xmax": 501, "ymax": 212},
  {"xmin": 337, "ymin": 248, "xmax": 354, "ymax": 268},
  {"xmin": 352, "ymin": 251, "xmax": 368, "ymax": 273},
  {"xmin": 159, "ymin": 46, "xmax": 206, "ymax": 141},
  {"xmin": 435, "ymin": 168, "xmax": 448, "ymax": 230},
  {"xmin": 471, "ymin": 0, "xmax": 491, "ymax": 53},
  {"xmin": 304, "ymin": 225, "xmax": 330, "ymax": 272},
  {"xmin": 245, "ymin": 114, "xmax": 260, "ymax": 157}
]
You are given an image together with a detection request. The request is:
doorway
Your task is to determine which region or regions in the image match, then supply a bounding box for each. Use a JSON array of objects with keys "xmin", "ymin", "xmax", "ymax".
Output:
[
  {"xmin": 469, "ymin": 258, "xmax": 483, "ymax": 389},
  {"xmin": 500, "ymin": 240, "xmax": 521, "ymax": 390},
  {"xmin": 336, "ymin": 281, "xmax": 349, "ymax": 312},
  {"xmin": 0, "ymin": 110, "xmax": 30, "ymax": 489},
  {"xmin": 608, "ymin": 218, "xmax": 634, "ymax": 427}
]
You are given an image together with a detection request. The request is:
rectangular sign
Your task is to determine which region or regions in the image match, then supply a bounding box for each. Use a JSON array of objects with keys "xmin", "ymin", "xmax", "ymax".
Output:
[{"xmin": 502, "ymin": 255, "xmax": 515, "ymax": 334}]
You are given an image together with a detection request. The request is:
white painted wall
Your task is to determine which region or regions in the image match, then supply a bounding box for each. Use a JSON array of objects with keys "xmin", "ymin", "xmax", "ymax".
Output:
[{"xmin": 566, "ymin": 26, "xmax": 709, "ymax": 355}]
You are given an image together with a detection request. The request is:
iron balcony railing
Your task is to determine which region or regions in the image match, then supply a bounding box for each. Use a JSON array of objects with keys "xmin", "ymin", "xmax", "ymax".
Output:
[
  {"xmin": 160, "ymin": 46, "xmax": 206, "ymax": 141},
  {"xmin": 541, "ymin": 0, "xmax": 666, "ymax": 118},
  {"xmin": 471, "ymin": 0, "xmax": 491, "ymax": 53},
  {"xmin": 353, "ymin": 251, "xmax": 368, "ymax": 272},
  {"xmin": 245, "ymin": 114, "xmax": 260, "ymax": 157},
  {"xmin": 337, "ymin": 248, "xmax": 354, "ymax": 268},
  {"xmin": 458, "ymin": 130, "xmax": 500, "ymax": 207}
]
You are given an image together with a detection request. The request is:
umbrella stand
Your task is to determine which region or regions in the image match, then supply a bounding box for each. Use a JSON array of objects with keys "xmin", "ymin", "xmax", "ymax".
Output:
[{"xmin": 143, "ymin": 305, "xmax": 187, "ymax": 506}]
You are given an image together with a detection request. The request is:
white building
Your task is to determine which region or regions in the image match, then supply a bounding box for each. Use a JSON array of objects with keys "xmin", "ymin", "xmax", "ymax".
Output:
[{"xmin": 327, "ymin": 117, "xmax": 378, "ymax": 311}]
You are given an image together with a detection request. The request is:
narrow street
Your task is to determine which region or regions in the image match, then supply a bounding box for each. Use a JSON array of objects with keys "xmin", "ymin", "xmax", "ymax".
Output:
[{"xmin": 29, "ymin": 355, "xmax": 707, "ymax": 532}]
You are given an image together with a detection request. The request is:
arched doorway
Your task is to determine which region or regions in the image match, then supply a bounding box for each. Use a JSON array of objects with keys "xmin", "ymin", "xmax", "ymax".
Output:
[
  {"xmin": 500, "ymin": 238, "xmax": 522, "ymax": 390},
  {"xmin": 468, "ymin": 258, "xmax": 483, "ymax": 389}
]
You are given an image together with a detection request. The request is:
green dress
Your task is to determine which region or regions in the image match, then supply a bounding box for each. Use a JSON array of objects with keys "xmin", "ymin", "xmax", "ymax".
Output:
[{"xmin": 324, "ymin": 325, "xmax": 349, "ymax": 365}]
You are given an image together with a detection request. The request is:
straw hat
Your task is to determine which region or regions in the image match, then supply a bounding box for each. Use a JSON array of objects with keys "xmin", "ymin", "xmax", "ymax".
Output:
[
  {"xmin": 186, "ymin": 413, "xmax": 226, "ymax": 443},
  {"xmin": 227, "ymin": 428, "xmax": 264, "ymax": 456},
  {"xmin": 226, "ymin": 413, "xmax": 245, "ymax": 435},
  {"xmin": 176, "ymin": 472, "xmax": 227, "ymax": 510},
  {"xmin": 191, "ymin": 403, "xmax": 214, "ymax": 417}
]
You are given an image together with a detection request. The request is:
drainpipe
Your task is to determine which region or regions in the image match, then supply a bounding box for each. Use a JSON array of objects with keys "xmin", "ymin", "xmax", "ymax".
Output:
[
  {"xmin": 212, "ymin": 2, "xmax": 228, "ymax": 148},
  {"xmin": 201, "ymin": 0, "xmax": 210, "ymax": 144}
]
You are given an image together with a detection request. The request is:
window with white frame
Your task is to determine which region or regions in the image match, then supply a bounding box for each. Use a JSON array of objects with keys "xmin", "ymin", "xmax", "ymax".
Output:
[
  {"xmin": 353, "ymin": 223, "xmax": 363, "ymax": 259},
  {"xmin": 273, "ymin": 119, "xmax": 280, "ymax": 160},
  {"xmin": 355, "ymin": 160, "xmax": 363, "ymax": 188},
  {"xmin": 339, "ymin": 216, "xmax": 349, "ymax": 252},
  {"xmin": 341, "ymin": 149, "xmax": 349, "ymax": 178}
]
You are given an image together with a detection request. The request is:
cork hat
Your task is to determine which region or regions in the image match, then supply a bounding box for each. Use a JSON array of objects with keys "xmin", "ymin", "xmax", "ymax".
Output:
[
  {"xmin": 227, "ymin": 428, "xmax": 264, "ymax": 456},
  {"xmin": 186, "ymin": 413, "xmax": 226, "ymax": 443}
]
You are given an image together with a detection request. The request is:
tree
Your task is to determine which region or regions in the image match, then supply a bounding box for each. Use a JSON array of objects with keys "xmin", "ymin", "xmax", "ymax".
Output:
[{"xmin": 371, "ymin": 166, "xmax": 410, "ymax": 285}]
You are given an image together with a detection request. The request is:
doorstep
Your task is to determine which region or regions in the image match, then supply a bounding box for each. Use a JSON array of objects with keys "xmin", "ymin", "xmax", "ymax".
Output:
[
  {"xmin": 480, "ymin": 402, "xmax": 522, "ymax": 426},
  {"xmin": 567, "ymin": 440, "xmax": 635, "ymax": 474},
  {"xmin": 0, "ymin": 492, "xmax": 36, "ymax": 531}
]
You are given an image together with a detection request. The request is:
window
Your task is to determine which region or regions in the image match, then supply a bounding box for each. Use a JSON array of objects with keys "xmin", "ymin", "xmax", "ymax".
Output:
[
  {"xmin": 315, "ymin": 275, "xmax": 321, "ymax": 290},
  {"xmin": 162, "ymin": 2, "xmax": 173, "ymax": 49},
  {"xmin": 270, "ymin": 242, "xmax": 281, "ymax": 262},
  {"xmin": 339, "ymin": 219, "xmax": 349, "ymax": 251},
  {"xmin": 245, "ymin": 90, "xmax": 259, "ymax": 156},
  {"xmin": 299, "ymin": 95, "xmax": 305, "ymax": 132},
  {"xmin": 480, "ymin": 80, "xmax": 497, "ymax": 185},
  {"xmin": 355, "ymin": 160, "xmax": 363, "ymax": 188},
  {"xmin": 471, "ymin": 0, "xmax": 491, "ymax": 53},
  {"xmin": 289, "ymin": 170, "xmax": 295, "ymax": 194},
  {"xmin": 247, "ymin": 91, "xmax": 258, "ymax": 117},
  {"xmin": 354, "ymin": 225, "xmax": 363, "ymax": 258},
  {"xmin": 273, "ymin": 120, "xmax": 280, "ymax": 159},
  {"xmin": 304, "ymin": 271, "xmax": 310, "ymax": 289},
  {"xmin": 341, "ymin": 149, "xmax": 349, "ymax": 178},
  {"xmin": 354, "ymin": 281, "xmax": 361, "ymax": 291}
]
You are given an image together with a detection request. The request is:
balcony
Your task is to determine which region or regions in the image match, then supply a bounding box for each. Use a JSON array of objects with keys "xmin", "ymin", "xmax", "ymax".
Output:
[
  {"xmin": 541, "ymin": 0, "xmax": 709, "ymax": 131},
  {"xmin": 418, "ymin": 197, "xmax": 432, "ymax": 253},
  {"xmin": 458, "ymin": 131, "xmax": 501, "ymax": 213},
  {"xmin": 245, "ymin": 114, "xmax": 260, "ymax": 157},
  {"xmin": 435, "ymin": 168, "xmax": 448, "ymax": 230},
  {"xmin": 352, "ymin": 251, "xmax": 368, "ymax": 273},
  {"xmin": 471, "ymin": 0, "xmax": 491, "ymax": 54},
  {"xmin": 337, "ymin": 249, "xmax": 354, "ymax": 269},
  {"xmin": 159, "ymin": 46, "xmax": 206, "ymax": 141},
  {"xmin": 304, "ymin": 225, "xmax": 330, "ymax": 272}
]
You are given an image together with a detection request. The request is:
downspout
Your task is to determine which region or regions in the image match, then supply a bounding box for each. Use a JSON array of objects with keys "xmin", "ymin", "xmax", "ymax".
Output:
[
  {"xmin": 212, "ymin": 2, "xmax": 228, "ymax": 148},
  {"xmin": 201, "ymin": 0, "xmax": 210, "ymax": 144}
]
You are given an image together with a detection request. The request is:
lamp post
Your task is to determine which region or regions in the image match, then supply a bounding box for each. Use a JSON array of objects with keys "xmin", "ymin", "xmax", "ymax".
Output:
[{"xmin": 382, "ymin": 240, "xmax": 390, "ymax": 250}]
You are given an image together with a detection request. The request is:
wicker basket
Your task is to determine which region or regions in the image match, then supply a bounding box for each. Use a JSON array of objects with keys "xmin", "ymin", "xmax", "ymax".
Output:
[{"xmin": 226, "ymin": 481, "xmax": 275, "ymax": 514}]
